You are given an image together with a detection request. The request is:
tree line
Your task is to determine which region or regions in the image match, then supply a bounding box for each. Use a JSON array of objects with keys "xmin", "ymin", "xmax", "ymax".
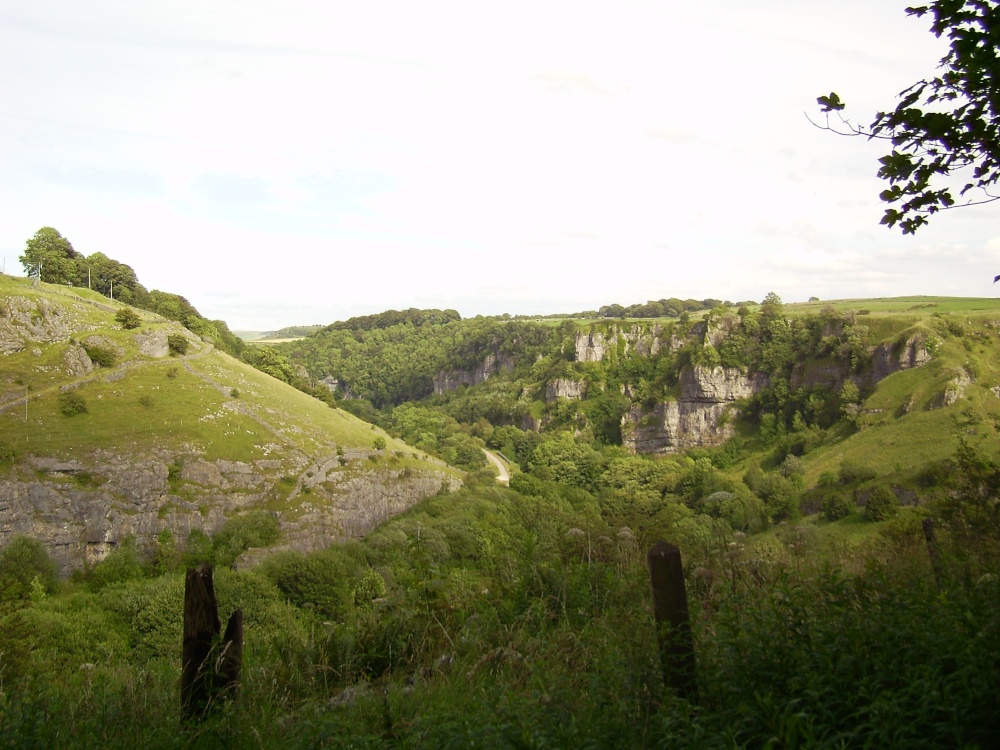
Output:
[{"xmin": 16, "ymin": 227, "xmax": 245, "ymax": 356}]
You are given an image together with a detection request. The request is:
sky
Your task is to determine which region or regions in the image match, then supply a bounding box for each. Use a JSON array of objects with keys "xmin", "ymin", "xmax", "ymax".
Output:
[{"xmin": 3, "ymin": 1, "xmax": 1000, "ymax": 331}]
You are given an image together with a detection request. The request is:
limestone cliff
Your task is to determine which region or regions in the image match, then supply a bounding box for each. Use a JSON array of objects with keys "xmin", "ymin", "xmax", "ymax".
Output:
[
  {"xmin": 574, "ymin": 324, "xmax": 668, "ymax": 362},
  {"xmin": 0, "ymin": 449, "xmax": 454, "ymax": 572},
  {"xmin": 622, "ymin": 332, "xmax": 933, "ymax": 455},
  {"xmin": 434, "ymin": 351, "xmax": 516, "ymax": 394},
  {"xmin": 622, "ymin": 365, "xmax": 766, "ymax": 454}
]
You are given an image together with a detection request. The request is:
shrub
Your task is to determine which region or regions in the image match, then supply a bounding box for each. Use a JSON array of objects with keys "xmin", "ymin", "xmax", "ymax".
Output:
[
  {"xmin": 818, "ymin": 470, "xmax": 838, "ymax": 487},
  {"xmin": 82, "ymin": 343, "xmax": 115, "ymax": 368},
  {"xmin": 114, "ymin": 307, "xmax": 141, "ymax": 329},
  {"xmin": 0, "ymin": 440, "xmax": 15, "ymax": 465},
  {"xmin": 839, "ymin": 459, "xmax": 878, "ymax": 484},
  {"xmin": 864, "ymin": 485, "xmax": 900, "ymax": 521},
  {"xmin": 58, "ymin": 391, "xmax": 88, "ymax": 416},
  {"xmin": 0, "ymin": 537, "xmax": 59, "ymax": 602},
  {"xmin": 373, "ymin": 436, "xmax": 387, "ymax": 451},
  {"xmin": 87, "ymin": 538, "xmax": 144, "ymax": 591},
  {"xmin": 167, "ymin": 334, "xmax": 189, "ymax": 356},
  {"xmin": 212, "ymin": 511, "xmax": 281, "ymax": 567},
  {"xmin": 822, "ymin": 492, "xmax": 855, "ymax": 521}
]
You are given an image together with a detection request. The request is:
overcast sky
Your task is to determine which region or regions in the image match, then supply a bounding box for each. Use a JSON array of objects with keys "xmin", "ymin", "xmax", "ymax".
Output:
[{"xmin": 3, "ymin": 1, "xmax": 999, "ymax": 330}]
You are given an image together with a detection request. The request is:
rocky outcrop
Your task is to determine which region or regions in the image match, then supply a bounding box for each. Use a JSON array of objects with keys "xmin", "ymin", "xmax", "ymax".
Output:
[
  {"xmin": 63, "ymin": 343, "xmax": 95, "ymax": 377},
  {"xmin": 868, "ymin": 334, "xmax": 932, "ymax": 385},
  {"xmin": 434, "ymin": 351, "xmax": 515, "ymax": 394},
  {"xmin": 575, "ymin": 324, "xmax": 664, "ymax": 362},
  {"xmin": 680, "ymin": 365, "xmax": 768, "ymax": 402},
  {"xmin": 623, "ymin": 400, "xmax": 736, "ymax": 454},
  {"xmin": 545, "ymin": 378, "xmax": 586, "ymax": 401},
  {"xmin": 0, "ymin": 448, "xmax": 451, "ymax": 573},
  {"xmin": 622, "ymin": 365, "xmax": 767, "ymax": 454},
  {"xmin": 0, "ymin": 296, "xmax": 86, "ymax": 353},
  {"xmin": 136, "ymin": 329, "xmax": 170, "ymax": 358},
  {"xmin": 933, "ymin": 369, "xmax": 973, "ymax": 408}
]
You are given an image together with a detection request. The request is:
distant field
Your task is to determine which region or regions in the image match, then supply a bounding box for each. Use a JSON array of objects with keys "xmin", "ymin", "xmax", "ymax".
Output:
[
  {"xmin": 785, "ymin": 296, "xmax": 1000, "ymax": 316},
  {"xmin": 238, "ymin": 296, "xmax": 1000, "ymax": 338}
]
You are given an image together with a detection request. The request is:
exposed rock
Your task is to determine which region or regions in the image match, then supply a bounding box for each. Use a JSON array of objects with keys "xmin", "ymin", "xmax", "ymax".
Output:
[
  {"xmin": 868, "ymin": 335, "xmax": 932, "ymax": 385},
  {"xmin": 932, "ymin": 370, "xmax": 973, "ymax": 409},
  {"xmin": 82, "ymin": 335, "xmax": 123, "ymax": 357},
  {"xmin": 545, "ymin": 378, "xmax": 586, "ymax": 401},
  {"xmin": 622, "ymin": 364, "xmax": 759, "ymax": 454},
  {"xmin": 0, "ymin": 449, "xmax": 450, "ymax": 573},
  {"xmin": 623, "ymin": 400, "xmax": 737, "ymax": 454},
  {"xmin": 136, "ymin": 329, "xmax": 169, "ymax": 358},
  {"xmin": 0, "ymin": 296, "xmax": 82, "ymax": 350},
  {"xmin": 680, "ymin": 365, "xmax": 768, "ymax": 403},
  {"xmin": 434, "ymin": 351, "xmax": 515, "ymax": 394},
  {"xmin": 63, "ymin": 343, "xmax": 94, "ymax": 377},
  {"xmin": 575, "ymin": 324, "xmax": 664, "ymax": 363}
]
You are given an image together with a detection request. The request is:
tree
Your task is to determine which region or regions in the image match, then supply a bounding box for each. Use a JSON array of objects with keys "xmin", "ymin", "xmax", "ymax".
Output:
[
  {"xmin": 816, "ymin": 1, "xmax": 1000, "ymax": 233},
  {"xmin": 84, "ymin": 252, "xmax": 147, "ymax": 303},
  {"xmin": 19, "ymin": 227, "xmax": 81, "ymax": 285},
  {"xmin": 115, "ymin": 307, "xmax": 142, "ymax": 329}
]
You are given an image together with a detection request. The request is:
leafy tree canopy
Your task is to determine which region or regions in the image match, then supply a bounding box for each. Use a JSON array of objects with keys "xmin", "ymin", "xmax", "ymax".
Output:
[
  {"xmin": 817, "ymin": 1, "xmax": 1000, "ymax": 233},
  {"xmin": 19, "ymin": 227, "xmax": 81, "ymax": 285}
]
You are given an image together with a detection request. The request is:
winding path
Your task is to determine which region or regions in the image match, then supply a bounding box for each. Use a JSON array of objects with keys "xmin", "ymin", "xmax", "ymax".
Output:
[{"xmin": 482, "ymin": 448, "xmax": 510, "ymax": 485}]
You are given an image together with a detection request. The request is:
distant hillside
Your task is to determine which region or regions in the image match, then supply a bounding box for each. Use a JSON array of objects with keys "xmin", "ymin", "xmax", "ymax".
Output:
[
  {"xmin": 237, "ymin": 325, "xmax": 325, "ymax": 342},
  {"xmin": 0, "ymin": 275, "xmax": 459, "ymax": 571}
]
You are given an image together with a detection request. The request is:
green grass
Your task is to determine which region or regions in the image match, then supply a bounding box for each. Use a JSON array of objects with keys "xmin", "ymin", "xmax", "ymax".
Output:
[{"xmin": 787, "ymin": 295, "xmax": 1000, "ymax": 316}]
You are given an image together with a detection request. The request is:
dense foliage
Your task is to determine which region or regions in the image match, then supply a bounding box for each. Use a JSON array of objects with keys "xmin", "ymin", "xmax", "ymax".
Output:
[
  {"xmin": 818, "ymin": 0, "xmax": 1000, "ymax": 233},
  {"xmin": 0, "ymin": 457, "xmax": 997, "ymax": 747}
]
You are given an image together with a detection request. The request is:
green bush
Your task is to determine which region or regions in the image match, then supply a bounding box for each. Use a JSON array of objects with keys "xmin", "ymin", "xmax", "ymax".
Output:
[
  {"xmin": 88, "ymin": 538, "xmax": 144, "ymax": 591},
  {"xmin": 822, "ymin": 491, "xmax": 855, "ymax": 521},
  {"xmin": 82, "ymin": 344, "xmax": 115, "ymax": 368},
  {"xmin": 864, "ymin": 485, "xmax": 900, "ymax": 521},
  {"xmin": 114, "ymin": 307, "xmax": 141, "ymax": 329},
  {"xmin": 0, "ymin": 440, "xmax": 15, "ymax": 464},
  {"xmin": 839, "ymin": 459, "xmax": 878, "ymax": 484},
  {"xmin": 212, "ymin": 511, "xmax": 281, "ymax": 567},
  {"xmin": 0, "ymin": 537, "xmax": 60, "ymax": 603},
  {"xmin": 58, "ymin": 391, "xmax": 88, "ymax": 416},
  {"xmin": 167, "ymin": 334, "xmax": 189, "ymax": 356}
]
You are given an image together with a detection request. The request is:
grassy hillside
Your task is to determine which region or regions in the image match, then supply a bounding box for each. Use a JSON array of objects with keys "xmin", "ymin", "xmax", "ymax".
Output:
[{"xmin": 0, "ymin": 274, "xmax": 458, "ymax": 570}]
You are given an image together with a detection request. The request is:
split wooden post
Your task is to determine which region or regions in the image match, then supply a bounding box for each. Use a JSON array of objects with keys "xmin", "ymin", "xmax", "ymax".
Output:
[
  {"xmin": 181, "ymin": 564, "xmax": 243, "ymax": 722},
  {"xmin": 647, "ymin": 541, "xmax": 697, "ymax": 702},
  {"xmin": 922, "ymin": 517, "xmax": 943, "ymax": 590}
]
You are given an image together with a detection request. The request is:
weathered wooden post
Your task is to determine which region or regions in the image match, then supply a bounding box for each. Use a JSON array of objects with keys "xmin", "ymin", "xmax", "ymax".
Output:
[
  {"xmin": 922, "ymin": 517, "xmax": 943, "ymax": 590},
  {"xmin": 647, "ymin": 541, "xmax": 697, "ymax": 702},
  {"xmin": 181, "ymin": 564, "xmax": 243, "ymax": 722}
]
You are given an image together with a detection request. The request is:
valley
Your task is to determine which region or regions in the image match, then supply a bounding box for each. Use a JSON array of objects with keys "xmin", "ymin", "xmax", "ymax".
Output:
[{"xmin": 1, "ymin": 275, "xmax": 999, "ymax": 748}]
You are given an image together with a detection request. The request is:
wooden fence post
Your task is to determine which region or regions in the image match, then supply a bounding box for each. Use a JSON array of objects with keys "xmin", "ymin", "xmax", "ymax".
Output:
[
  {"xmin": 647, "ymin": 541, "xmax": 697, "ymax": 702},
  {"xmin": 922, "ymin": 517, "xmax": 943, "ymax": 590},
  {"xmin": 181, "ymin": 564, "xmax": 243, "ymax": 722}
]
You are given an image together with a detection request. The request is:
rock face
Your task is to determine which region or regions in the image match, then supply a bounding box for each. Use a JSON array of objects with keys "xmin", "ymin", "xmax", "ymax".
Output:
[
  {"xmin": 622, "ymin": 333, "xmax": 934, "ymax": 454},
  {"xmin": 868, "ymin": 334, "xmax": 933, "ymax": 384},
  {"xmin": 575, "ymin": 324, "xmax": 664, "ymax": 363},
  {"xmin": 0, "ymin": 295, "xmax": 85, "ymax": 353},
  {"xmin": 546, "ymin": 378, "xmax": 586, "ymax": 401},
  {"xmin": 434, "ymin": 351, "xmax": 515, "ymax": 394},
  {"xmin": 136, "ymin": 329, "xmax": 170, "ymax": 358},
  {"xmin": 623, "ymin": 365, "xmax": 767, "ymax": 454},
  {"xmin": 0, "ymin": 448, "xmax": 452, "ymax": 573}
]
